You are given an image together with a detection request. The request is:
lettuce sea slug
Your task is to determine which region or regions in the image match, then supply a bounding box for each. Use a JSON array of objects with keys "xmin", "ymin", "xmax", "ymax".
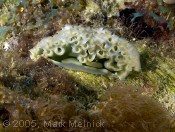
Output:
[{"xmin": 30, "ymin": 25, "xmax": 141, "ymax": 80}]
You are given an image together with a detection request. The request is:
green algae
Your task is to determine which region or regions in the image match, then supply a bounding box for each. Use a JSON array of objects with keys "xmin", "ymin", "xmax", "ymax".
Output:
[
  {"xmin": 0, "ymin": 26, "xmax": 10, "ymax": 43},
  {"xmin": 63, "ymin": 45, "xmax": 175, "ymax": 113},
  {"xmin": 0, "ymin": 123, "xmax": 2, "ymax": 132},
  {"xmin": 0, "ymin": 0, "xmax": 174, "ymax": 130},
  {"xmin": 66, "ymin": 70, "xmax": 110, "ymax": 91},
  {"xmin": 121, "ymin": 47, "xmax": 175, "ymax": 113}
]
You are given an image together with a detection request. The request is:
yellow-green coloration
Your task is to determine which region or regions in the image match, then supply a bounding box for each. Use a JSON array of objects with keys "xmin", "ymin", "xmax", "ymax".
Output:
[
  {"xmin": 30, "ymin": 25, "xmax": 141, "ymax": 80},
  {"xmin": 123, "ymin": 47, "xmax": 175, "ymax": 114},
  {"xmin": 0, "ymin": 0, "xmax": 175, "ymax": 131},
  {"xmin": 66, "ymin": 70, "xmax": 110, "ymax": 91},
  {"xmin": 64, "ymin": 45, "xmax": 175, "ymax": 114},
  {"xmin": 0, "ymin": 123, "xmax": 3, "ymax": 132}
]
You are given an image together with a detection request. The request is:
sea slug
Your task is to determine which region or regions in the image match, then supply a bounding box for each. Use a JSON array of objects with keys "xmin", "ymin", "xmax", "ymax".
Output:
[{"xmin": 30, "ymin": 25, "xmax": 141, "ymax": 80}]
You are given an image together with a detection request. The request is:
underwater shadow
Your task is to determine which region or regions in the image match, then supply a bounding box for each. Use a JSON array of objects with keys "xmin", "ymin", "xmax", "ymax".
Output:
[
  {"xmin": 127, "ymin": 50, "xmax": 158, "ymax": 79},
  {"xmin": 139, "ymin": 50, "xmax": 158, "ymax": 72}
]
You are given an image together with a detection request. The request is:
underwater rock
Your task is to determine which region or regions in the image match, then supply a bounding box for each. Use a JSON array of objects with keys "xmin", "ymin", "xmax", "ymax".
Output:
[
  {"xmin": 3, "ymin": 37, "xmax": 19, "ymax": 51},
  {"xmin": 100, "ymin": 0, "xmax": 136, "ymax": 17},
  {"xmin": 1, "ymin": 83, "xmax": 172, "ymax": 131},
  {"xmin": 30, "ymin": 25, "xmax": 141, "ymax": 80}
]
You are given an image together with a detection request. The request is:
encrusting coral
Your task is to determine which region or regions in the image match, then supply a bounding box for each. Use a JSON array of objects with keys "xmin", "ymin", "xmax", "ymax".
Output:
[{"xmin": 30, "ymin": 25, "xmax": 141, "ymax": 80}]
